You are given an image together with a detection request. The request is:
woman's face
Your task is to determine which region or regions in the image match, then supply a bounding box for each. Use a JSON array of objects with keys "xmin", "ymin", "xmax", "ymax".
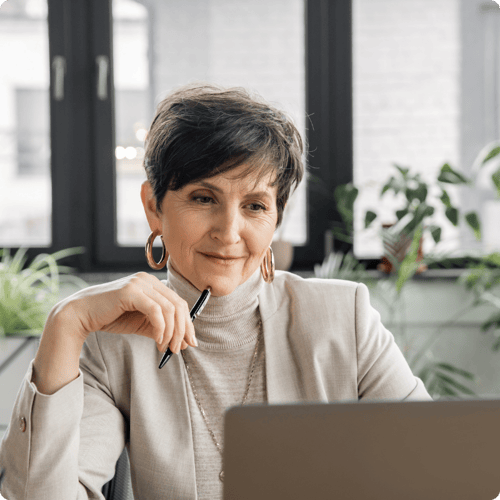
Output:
[{"xmin": 141, "ymin": 163, "xmax": 279, "ymax": 297}]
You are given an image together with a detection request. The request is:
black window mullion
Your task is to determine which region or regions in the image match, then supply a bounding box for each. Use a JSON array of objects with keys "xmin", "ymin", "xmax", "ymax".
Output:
[
  {"xmin": 47, "ymin": 0, "xmax": 71, "ymax": 256},
  {"xmin": 8, "ymin": 1, "xmax": 92, "ymax": 271},
  {"xmin": 90, "ymin": 0, "xmax": 154, "ymax": 272},
  {"xmin": 13, "ymin": 0, "xmax": 90, "ymax": 271},
  {"xmin": 294, "ymin": 0, "xmax": 353, "ymax": 270},
  {"xmin": 91, "ymin": 0, "xmax": 119, "ymax": 270},
  {"xmin": 58, "ymin": 0, "xmax": 94, "ymax": 272},
  {"xmin": 8, "ymin": 0, "xmax": 70, "ymax": 267}
]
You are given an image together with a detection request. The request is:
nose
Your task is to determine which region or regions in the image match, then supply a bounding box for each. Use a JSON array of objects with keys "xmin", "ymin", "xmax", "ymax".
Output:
[{"xmin": 210, "ymin": 205, "xmax": 242, "ymax": 245}]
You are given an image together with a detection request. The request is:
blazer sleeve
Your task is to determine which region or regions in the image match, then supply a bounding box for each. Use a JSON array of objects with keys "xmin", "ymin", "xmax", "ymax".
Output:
[
  {"xmin": 354, "ymin": 282, "xmax": 432, "ymax": 401},
  {"xmin": 0, "ymin": 332, "xmax": 126, "ymax": 500}
]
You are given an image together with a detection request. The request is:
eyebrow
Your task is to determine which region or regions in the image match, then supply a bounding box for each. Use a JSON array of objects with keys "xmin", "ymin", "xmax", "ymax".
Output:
[{"xmin": 194, "ymin": 180, "xmax": 273, "ymax": 202}]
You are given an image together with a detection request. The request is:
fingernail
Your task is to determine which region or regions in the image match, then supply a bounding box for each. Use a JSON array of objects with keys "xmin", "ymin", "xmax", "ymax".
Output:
[{"xmin": 193, "ymin": 337, "xmax": 198, "ymax": 347}]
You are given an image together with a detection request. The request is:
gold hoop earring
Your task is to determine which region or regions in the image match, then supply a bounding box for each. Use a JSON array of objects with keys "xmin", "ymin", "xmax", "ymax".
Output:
[
  {"xmin": 260, "ymin": 246, "xmax": 275, "ymax": 284},
  {"xmin": 145, "ymin": 229, "xmax": 169, "ymax": 270}
]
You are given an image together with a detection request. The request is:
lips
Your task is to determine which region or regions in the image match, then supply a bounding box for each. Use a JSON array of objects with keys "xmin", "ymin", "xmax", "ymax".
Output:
[
  {"xmin": 202, "ymin": 252, "xmax": 241, "ymax": 260},
  {"xmin": 202, "ymin": 253, "xmax": 241, "ymax": 262}
]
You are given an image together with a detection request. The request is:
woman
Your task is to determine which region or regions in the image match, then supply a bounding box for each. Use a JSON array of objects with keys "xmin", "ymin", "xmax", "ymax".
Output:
[{"xmin": 0, "ymin": 83, "xmax": 431, "ymax": 500}]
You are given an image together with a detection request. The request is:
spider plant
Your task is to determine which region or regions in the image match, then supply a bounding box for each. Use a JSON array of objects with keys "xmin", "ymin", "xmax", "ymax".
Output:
[{"xmin": 0, "ymin": 246, "xmax": 88, "ymax": 336}]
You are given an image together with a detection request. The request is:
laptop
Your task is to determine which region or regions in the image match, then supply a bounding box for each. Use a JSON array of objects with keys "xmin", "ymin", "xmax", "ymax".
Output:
[{"xmin": 223, "ymin": 398, "xmax": 500, "ymax": 500}]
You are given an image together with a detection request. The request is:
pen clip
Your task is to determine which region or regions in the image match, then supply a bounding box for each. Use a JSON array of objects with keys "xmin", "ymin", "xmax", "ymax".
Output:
[
  {"xmin": 195, "ymin": 290, "xmax": 211, "ymax": 316},
  {"xmin": 190, "ymin": 287, "xmax": 211, "ymax": 320}
]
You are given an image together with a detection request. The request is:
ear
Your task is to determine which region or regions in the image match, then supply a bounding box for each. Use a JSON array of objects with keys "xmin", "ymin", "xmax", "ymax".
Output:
[{"xmin": 140, "ymin": 180, "xmax": 161, "ymax": 232}]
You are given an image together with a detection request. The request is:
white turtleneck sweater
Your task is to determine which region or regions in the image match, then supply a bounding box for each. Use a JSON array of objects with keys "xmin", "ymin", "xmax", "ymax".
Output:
[{"xmin": 164, "ymin": 258, "xmax": 267, "ymax": 500}]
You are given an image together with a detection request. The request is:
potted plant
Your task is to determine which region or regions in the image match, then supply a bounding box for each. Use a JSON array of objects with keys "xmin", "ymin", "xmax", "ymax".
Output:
[
  {"xmin": 315, "ymin": 145, "xmax": 500, "ymax": 399},
  {"xmin": 0, "ymin": 246, "xmax": 87, "ymax": 375},
  {"xmin": 314, "ymin": 163, "xmax": 485, "ymax": 399},
  {"xmin": 361, "ymin": 163, "xmax": 481, "ymax": 273}
]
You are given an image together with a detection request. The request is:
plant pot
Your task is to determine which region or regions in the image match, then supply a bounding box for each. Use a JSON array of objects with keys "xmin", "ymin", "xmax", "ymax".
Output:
[
  {"xmin": 378, "ymin": 223, "xmax": 427, "ymax": 274},
  {"xmin": 271, "ymin": 240, "xmax": 294, "ymax": 271}
]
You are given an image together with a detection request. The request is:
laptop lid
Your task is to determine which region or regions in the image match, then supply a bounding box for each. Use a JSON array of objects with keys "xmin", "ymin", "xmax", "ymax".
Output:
[{"xmin": 223, "ymin": 399, "xmax": 500, "ymax": 500}]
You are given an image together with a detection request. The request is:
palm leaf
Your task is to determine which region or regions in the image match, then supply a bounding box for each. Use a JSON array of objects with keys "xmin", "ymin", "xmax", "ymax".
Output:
[{"xmin": 435, "ymin": 362, "xmax": 476, "ymax": 381}]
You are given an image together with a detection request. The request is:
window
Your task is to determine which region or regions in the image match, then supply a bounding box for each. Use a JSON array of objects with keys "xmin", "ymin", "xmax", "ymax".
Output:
[
  {"xmin": 0, "ymin": 0, "xmax": 349, "ymax": 272},
  {"xmin": 353, "ymin": 0, "xmax": 500, "ymax": 259},
  {"xmin": 0, "ymin": 0, "xmax": 51, "ymax": 247},
  {"xmin": 112, "ymin": 0, "xmax": 307, "ymax": 250}
]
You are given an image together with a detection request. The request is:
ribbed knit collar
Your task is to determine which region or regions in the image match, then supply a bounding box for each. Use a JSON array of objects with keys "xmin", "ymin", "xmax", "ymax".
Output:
[{"xmin": 161, "ymin": 256, "xmax": 265, "ymax": 350}]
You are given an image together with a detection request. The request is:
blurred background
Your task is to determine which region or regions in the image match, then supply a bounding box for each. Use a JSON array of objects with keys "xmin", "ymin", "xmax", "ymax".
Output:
[
  {"xmin": 0, "ymin": 0, "xmax": 306, "ymax": 253},
  {"xmin": 1, "ymin": 0, "xmax": 500, "ymax": 262},
  {"xmin": 2, "ymin": 0, "xmax": 500, "ymax": 442}
]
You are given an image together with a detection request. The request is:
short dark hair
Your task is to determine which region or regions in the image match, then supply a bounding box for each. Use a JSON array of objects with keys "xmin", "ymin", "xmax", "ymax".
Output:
[{"xmin": 143, "ymin": 83, "xmax": 305, "ymax": 229}]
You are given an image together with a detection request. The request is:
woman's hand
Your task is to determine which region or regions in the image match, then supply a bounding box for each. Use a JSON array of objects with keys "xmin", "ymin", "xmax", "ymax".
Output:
[
  {"xmin": 33, "ymin": 272, "xmax": 196, "ymax": 395},
  {"xmin": 58, "ymin": 272, "xmax": 197, "ymax": 353}
]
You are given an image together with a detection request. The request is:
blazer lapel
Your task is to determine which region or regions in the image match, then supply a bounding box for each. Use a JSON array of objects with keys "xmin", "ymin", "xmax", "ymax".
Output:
[
  {"xmin": 149, "ymin": 351, "xmax": 198, "ymax": 500},
  {"xmin": 258, "ymin": 278, "xmax": 306, "ymax": 404}
]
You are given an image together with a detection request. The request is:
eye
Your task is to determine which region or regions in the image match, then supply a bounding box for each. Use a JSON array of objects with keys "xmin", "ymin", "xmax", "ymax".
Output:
[
  {"xmin": 249, "ymin": 203, "xmax": 267, "ymax": 212},
  {"xmin": 192, "ymin": 196, "xmax": 267, "ymax": 212},
  {"xmin": 193, "ymin": 196, "xmax": 213, "ymax": 204}
]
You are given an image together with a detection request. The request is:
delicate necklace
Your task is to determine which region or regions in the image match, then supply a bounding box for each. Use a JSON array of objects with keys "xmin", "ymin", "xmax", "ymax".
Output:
[{"xmin": 181, "ymin": 319, "xmax": 263, "ymax": 483}]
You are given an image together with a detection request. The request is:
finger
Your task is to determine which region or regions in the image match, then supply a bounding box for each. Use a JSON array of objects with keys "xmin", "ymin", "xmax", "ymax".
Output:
[
  {"xmin": 180, "ymin": 340, "xmax": 188, "ymax": 350},
  {"xmin": 140, "ymin": 281, "xmax": 176, "ymax": 352},
  {"xmin": 127, "ymin": 289, "xmax": 166, "ymax": 344},
  {"xmin": 168, "ymin": 301, "xmax": 187, "ymax": 354},
  {"xmin": 184, "ymin": 309, "xmax": 198, "ymax": 347},
  {"xmin": 140, "ymin": 274, "xmax": 195, "ymax": 351},
  {"xmin": 147, "ymin": 276, "xmax": 197, "ymax": 349},
  {"xmin": 141, "ymin": 287, "xmax": 176, "ymax": 352}
]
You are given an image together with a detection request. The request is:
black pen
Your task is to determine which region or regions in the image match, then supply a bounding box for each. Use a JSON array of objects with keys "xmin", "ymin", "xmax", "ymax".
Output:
[{"xmin": 158, "ymin": 287, "xmax": 211, "ymax": 369}]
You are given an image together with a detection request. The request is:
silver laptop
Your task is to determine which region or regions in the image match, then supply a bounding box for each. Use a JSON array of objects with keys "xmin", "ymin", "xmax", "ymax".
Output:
[{"xmin": 223, "ymin": 398, "xmax": 500, "ymax": 500}]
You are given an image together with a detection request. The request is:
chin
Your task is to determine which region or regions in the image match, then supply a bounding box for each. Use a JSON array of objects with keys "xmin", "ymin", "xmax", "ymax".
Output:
[
  {"xmin": 194, "ymin": 272, "xmax": 243, "ymax": 297},
  {"xmin": 205, "ymin": 281, "xmax": 239, "ymax": 297}
]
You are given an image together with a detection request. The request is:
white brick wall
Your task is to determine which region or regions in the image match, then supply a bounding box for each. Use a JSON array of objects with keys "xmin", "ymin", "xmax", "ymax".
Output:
[
  {"xmin": 148, "ymin": 0, "xmax": 306, "ymax": 245},
  {"xmin": 353, "ymin": 0, "xmax": 461, "ymax": 257}
]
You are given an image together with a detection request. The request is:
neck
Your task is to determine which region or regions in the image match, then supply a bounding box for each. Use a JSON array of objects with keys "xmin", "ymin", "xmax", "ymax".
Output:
[{"xmin": 162, "ymin": 257, "xmax": 265, "ymax": 349}]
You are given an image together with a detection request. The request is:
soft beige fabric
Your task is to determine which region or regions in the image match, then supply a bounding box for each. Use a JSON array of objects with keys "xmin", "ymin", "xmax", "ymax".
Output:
[
  {"xmin": 0, "ymin": 270, "xmax": 431, "ymax": 500},
  {"xmin": 184, "ymin": 337, "xmax": 266, "ymax": 500},
  {"xmin": 165, "ymin": 259, "xmax": 267, "ymax": 499}
]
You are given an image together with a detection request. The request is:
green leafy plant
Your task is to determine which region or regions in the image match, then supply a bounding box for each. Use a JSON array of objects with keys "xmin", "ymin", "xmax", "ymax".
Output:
[
  {"xmin": 317, "ymin": 166, "xmax": 483, "ymax": 399},
  {"xmin": 332, "ymin": 162, "xmax": 483, "ymax": 291},
  {"xmin": 313, "ymin": 144, "xmax": 500, "ymax": 399},
  {"xmin": 459, "ymin": 252, "xmax": 500, "ymax": 351},
  {"xmin": 417, "ymin": 362, "xmax": 476, "ymax": 398},
  {"xmin": 330, "ymin": 183, "xmax": 359, "ymax": 245},
  {"xmin": 452, "ymin": 142, "xmax": 500, "ymax": 352},
  {"xmin": 313, "ymin": 251, "xmax": 377, "ymax": 287},
  {"xmin": 474, "ymin": 140, "xmax": 500, "ymax": 196},
  {"xmin": 363, "ymin": 163, "xmax": 481, "ymax": 244},
  {"xmin": 0, "ymin": 246, "xmax": 88, "ymax": 336}
]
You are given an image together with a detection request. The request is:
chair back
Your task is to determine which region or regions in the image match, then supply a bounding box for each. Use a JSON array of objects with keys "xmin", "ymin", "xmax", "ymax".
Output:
[{"xmin": 102, "ymin": 448, "xmax": 134, "ymax": 500}]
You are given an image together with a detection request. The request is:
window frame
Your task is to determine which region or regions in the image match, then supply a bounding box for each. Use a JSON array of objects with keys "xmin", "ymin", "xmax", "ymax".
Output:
[{"xmin": 7, "ymin": 0, "xmax": 353, "ymax": 274}]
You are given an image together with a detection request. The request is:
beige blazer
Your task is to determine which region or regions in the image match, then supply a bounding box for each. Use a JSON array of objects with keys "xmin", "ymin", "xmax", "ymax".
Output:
[{"xmin": 0, "ymin": 272, "xmax": 431, "ymax": 499}]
